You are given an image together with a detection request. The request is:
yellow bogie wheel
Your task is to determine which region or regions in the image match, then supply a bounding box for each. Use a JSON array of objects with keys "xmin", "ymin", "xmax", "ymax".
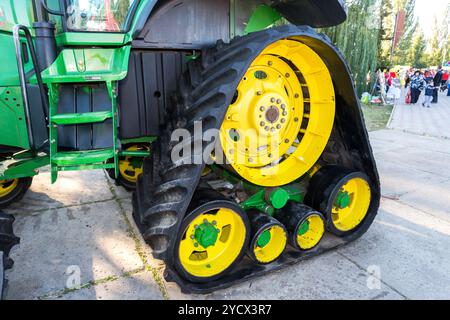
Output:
[
  {"xmin": 248, "ymin": 213, "xmax": 287, "ymax": 264},
  {"xmin": 176, "ymin": 204, "xmax": 249, "ymax": 281},
  {"xmin": 0, "ymin": 179, "xmax": 19, "ymax": 198},
  {"xmin": 331, "ymin": 177, "xmax": 372, "ymax": 232},
  {"xmin": 296, "ymin": 214, "xmax": 325, "ymax": 251},
  {"xmin": 112, "ymin": 144, "xmax": 149, "ymax": 190},
  {"xmin": 220, "ymin": 39, "xmax": 335, "ymax": 186}
]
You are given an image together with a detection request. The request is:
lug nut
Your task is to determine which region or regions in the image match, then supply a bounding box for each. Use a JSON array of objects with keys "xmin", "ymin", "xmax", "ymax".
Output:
[
  {"xmin": 282, "ymin": 111, "xmax": 288, "ymax": 116},
  {"xmin": 190, "ymin": 235, "xmax": 195, "ymax": 239},
  {"xmin": 285, "ymin": 73, "xmax": 290, "ymax": 78},
  {"xmin": 256, "ymin": 91, "xmax": 262, "ymax": 96},
  {"xmin": 268, "ymin": 61, "xmax": 273, "ymax": 66},
  {"xmin": 295, "ymin": 93, "xmax": 300, "ymax": 98},
  {"xmin": 260, "ymin": 121, "xmax": 266, "ymax": 127},
  {"xmin": 294, "ymin": 117, "xmax": 299, "ymax": 122},
  {"xmin": 265, "ymin": 126, "xmax": 270, "ymax": 131},
  {"xmin": 281, "ymin": 104, "xmax": 286, "ymax": 109},
  {"xmin": 276, "ymin": 99, "xmax": 281, "ymax": 104},
  {"xmin": 271, "ymin": 98, "xmax": 276, "ymax": 103},
  {"xmin": 194, "ymin": 243, "xmax": 199, "ymax": 247},
  {"xmin": 277, "ymin": 125, "xmax": 282, "ymax": 129},
  {"xmin": 285, "ymin": 139, "xmax": 290, "ymax": 143},
  {"xmin": 281, "ymin": 118, "xmax": 286, "ymax": 123},
  {"xmin": 260, "ymin": 106, "xmax": 265, "ymax": 111}
]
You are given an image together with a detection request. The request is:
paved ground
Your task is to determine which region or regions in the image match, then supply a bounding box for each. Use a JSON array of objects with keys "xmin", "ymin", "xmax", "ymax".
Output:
[
  {"xmin": 388, "ymin": 90, "xmax": 450, "ymax": 139},
  {"xmin": 3, "ymin": 92, "xmax": 450, "ymax": 300}
]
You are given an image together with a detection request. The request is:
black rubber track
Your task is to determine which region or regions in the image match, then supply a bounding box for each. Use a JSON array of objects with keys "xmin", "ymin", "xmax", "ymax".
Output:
[
  {"xmin": 0, "ymin": 212, "xmax": 20, "ymax": 299},
  {"xmin": 133, "ymin": 25, "xmax": 381, "ymax": 293}
]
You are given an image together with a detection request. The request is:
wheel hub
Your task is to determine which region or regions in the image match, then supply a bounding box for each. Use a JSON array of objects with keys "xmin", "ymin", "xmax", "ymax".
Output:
[
  {"xmin": 335, "ymin": 191, "xmax": 351, "ymax": 209},
  {"xmin": 194, "ymin": 221, "xmax": 219, "ymax": 248}
]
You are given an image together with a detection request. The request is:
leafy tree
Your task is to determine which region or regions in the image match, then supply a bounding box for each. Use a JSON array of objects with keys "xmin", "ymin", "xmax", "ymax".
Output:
[
  {"xmin": 321, "ymin": 0, "xmax": 381, "ymax": 94},
  {"xmin": 391, "ymin": 0, "xmax": 417, "ymax": 65},
  {"xmin": 408, "ymin": 29, "xmax": 428, "ymax": 68}
]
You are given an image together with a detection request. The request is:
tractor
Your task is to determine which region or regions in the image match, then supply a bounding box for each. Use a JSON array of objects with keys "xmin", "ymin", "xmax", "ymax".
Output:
[{"xmin": 0, "ymin": 0, "xmax": 380, "ymax": 294}]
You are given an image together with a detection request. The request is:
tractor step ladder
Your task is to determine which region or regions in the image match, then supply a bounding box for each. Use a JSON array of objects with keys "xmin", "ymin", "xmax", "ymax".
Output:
[
  {"xmin": 36, "ymin": 46, "xmax": 132, "ymax": 183},
  {"xmin": 47, "ymin": 81, "xmax": 119, "ymax": 183}
]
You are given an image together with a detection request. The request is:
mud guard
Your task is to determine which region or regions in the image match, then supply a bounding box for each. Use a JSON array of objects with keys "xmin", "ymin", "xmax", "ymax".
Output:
[{"xmin": 272, "ymin": 0, "xmax": 347, "ymax": 28}]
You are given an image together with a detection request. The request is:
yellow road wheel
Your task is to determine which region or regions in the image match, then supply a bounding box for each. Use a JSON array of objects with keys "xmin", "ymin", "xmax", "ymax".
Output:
[
  {"xmin": 249, "ymin": 213, "xmax": 287, "ymax": 264},
  {"xmin": 111, "ymin": 145, "xmax": 149, "ymax": 190},
  {"xmin": 175, "ymin": 201, "xmax": 250, "ymax": 282},
  {"xmin": 277, "ymin": 203, "xmax": 325, "ymax": 252},
  {"xmin": 296, "ymin": 213, "xmax": 325, "ymax": 251},
  {"xmin": 0, "ymin": 177, "xmax": 33, "ymax": 209},
  {"xmin": 0, "ymin": 180, "xmax": 19, "ymax": 198},
  {"xmin": 220, "ymin": 39, "xmax": 335, "ymax": 186},
  {"xmin": 331, "ymin": 177, "xmax": 371, "ymax": 232}
]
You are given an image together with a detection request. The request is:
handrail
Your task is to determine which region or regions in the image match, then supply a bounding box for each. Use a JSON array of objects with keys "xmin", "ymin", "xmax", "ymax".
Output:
[
  {"xmin": 40, "ymin": 0, "xmax": 64, "ymax": 16},
  {"xmin": 12, "ymin": 25, "xmax": 49, "ymax": 151}
]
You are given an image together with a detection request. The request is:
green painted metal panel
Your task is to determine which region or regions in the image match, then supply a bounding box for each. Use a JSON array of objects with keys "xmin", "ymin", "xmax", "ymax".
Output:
[
  {"xmin": 52, "ymin": 149, "xmax": 115, "ymax": 166},
  {"xmin": 39, "ymin": 46, "xmax": 132, "ymax": 84},
  {"xmin": 0, "ymin": 0, "xmax": 35, "ymax": 33},
  {"xmin": 0, "ymin": 87, "xmax": 30, "ymax": 149},
  {"xmin": 51, "ymin": 111, "xmax": 113, "ymax": 125},
  {"xmin": 0, "ymin": 155, "xmax": 49, "ymax": 180},
  {"xmin": 56, "ymin": 32, "xmax": 127, "ymax": 46}
]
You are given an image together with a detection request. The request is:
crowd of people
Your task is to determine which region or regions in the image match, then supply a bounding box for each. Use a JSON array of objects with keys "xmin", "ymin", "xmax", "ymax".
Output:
[{"xmin": 404, "ymin": 66, "xmax": 450, "ymax": 108}]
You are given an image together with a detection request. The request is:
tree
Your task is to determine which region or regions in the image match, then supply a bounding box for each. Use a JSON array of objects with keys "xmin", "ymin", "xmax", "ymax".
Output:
[
  {"xmin": 321, "ymin": 0, "xmax": 381, "ymax": 95},
  {"xmin": 378, "ymin": 0, "xmax": 394, "ymax": 67},
  {"xmin": 408, "ymin": 29, "xmax": 427, "ymax": 68},
  {"xmin": 391, "ymin": 0, "xmax": 417, "ymax": 65}
]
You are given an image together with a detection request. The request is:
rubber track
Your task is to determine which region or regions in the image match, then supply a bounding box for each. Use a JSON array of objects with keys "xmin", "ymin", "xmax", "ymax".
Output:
[
  {"xmin": 0, "ymin": 212, "xmax": 19, "ymax": 299},
  {"xmin": 133, "ymin": 25, "xmax": 380, "ymax": 292}
]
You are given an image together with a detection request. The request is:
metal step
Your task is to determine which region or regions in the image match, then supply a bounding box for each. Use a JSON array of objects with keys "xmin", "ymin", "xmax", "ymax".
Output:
[
  {"xmin": 52, "ymin": 149, "xmax": 115, "ymax": 167},
  {"xmin": 51, "ymin": 111, "xmax": 113, "ymax": 125}
]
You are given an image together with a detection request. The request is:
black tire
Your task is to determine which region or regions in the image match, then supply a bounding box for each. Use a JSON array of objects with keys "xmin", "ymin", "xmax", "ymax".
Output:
[
  {"xmin": 0, "ymin": 177, "xmax": 33, "ymax": 209},
  {"xmin": 0, "ymin": 251, "xmax": 5, "ymax": 299}
]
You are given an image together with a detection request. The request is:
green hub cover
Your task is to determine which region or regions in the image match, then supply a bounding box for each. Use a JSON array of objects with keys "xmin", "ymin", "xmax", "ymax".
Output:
[
  {"xmin": 298, "ymin": 220, "xmax": 310, "ymax": 236},
  {"xmin": 195, "ymin": 222, "xmax": 219, "ymax": 248},
  {"xmin": 257, "ymin": 229, "xmax": 272, "ymax": 248},
  {"xmin": 335, "ymin": 191, "xmax": 351, "ymax": 209},
  {"xmin": 270, "ymin": 188, "xmax": 290, "ymax": 209}
]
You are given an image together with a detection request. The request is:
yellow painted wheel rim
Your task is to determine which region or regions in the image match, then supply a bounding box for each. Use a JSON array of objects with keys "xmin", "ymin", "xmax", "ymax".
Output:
[
  {"xmin": 297, "ymin": 214, "xmax": 325, "ymax": 250},
  {"xmin": 253, "ymin": 225, "xmax": 287, "ymax": 264},
  {"xmin": 220, "ymin": 39, "xmax": 335, "ymax": 186},
  {"xmin": 0, "ymin": 179, "xmax": 19, "ymax": 198},
  {"xmin": 332, "ymin": 178, "xmax": 371, "ymax": 232},
  {"xmin": 178, "ymin": 208, "xmax": 247, "ymax": 278},
  {"xmin": 118, "ymin": 145, "xmax": 148, "ymax": 183}
]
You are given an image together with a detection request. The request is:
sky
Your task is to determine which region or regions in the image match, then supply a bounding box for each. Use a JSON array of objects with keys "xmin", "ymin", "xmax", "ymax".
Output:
[{"xmin": 415, "ymin": 0, "xmax": 450, "ymax": 38}]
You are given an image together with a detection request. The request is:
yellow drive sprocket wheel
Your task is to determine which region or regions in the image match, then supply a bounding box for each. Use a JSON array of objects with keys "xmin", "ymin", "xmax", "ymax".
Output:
[
  {"xmin": 176, "ymin": 204, "xmax": 249, "ymax": 282},
  {"xmin": 220, "ymin": 39, "xmax": 335, "ymax": 186}
]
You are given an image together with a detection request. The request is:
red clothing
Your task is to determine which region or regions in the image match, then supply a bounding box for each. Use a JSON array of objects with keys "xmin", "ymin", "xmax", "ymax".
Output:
[{"xmin": 443, "ymin": 72, "xmax": 449, "ymax": 81}]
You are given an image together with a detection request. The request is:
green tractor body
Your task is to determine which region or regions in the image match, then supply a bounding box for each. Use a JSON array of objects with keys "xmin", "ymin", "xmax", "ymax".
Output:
[{"xmin": 0, "ymin": 0, "xmax": 380, "ymax": 293}]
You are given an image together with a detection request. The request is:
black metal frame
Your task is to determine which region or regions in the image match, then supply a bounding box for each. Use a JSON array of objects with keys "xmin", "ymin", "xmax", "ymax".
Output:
[{"xmin": 12, "ymin": 25, "xmax": 49, "ymax": 151}]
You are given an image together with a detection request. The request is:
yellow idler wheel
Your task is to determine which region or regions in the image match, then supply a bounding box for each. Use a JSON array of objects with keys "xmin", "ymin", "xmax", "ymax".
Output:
[
  {"xmin": 331, "ymin": 176, "xmax": 371, "ymax": 233},
  {"xmin": 305, "ymin": 166, "xmax": 373, "ymax": 237},
  {"xmin": 277, "ymin": 203, "xmax": 325, "ymax": 252},
  {"xmin": 0, "ymin": 177, "xmax": 33, "ymax": 209},
  {"xmin": 175, "ymin": 198, "xmax": 250, "ymax": 282},
  {"xmin": 248, "ymin": 213, "xmax": 287, "ymax": 264},
  {"xmin": 220, "ymin": 39, "xmax": 335, "ymax": 186}
]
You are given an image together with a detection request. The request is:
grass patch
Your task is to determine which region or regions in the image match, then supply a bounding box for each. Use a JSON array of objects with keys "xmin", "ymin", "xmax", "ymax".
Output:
[{"xmin": 361, "ymin": 103, "xmax": 393, "ymax": 132}]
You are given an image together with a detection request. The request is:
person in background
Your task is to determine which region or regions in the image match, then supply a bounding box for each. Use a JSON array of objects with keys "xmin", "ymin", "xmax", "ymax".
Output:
[
  {"xmin": 433, "ymin": 66, "xmax": 443, "ymax": 103},
  {"xmin": 410, "ymin": 70, "xmax": 425, "ymax": 104},
  {"xmin": 441, "ymin": 70, "xmax": 448, "ymax": 91},
  {"xmin": 422, "ymin": 80, "xmax": 435, "ymax": 108}
]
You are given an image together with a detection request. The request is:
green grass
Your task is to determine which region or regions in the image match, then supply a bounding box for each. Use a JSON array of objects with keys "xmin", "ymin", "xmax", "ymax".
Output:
[{"xmin": 361, "ymin": 103, "xmax": 393, "ymax": 132}]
